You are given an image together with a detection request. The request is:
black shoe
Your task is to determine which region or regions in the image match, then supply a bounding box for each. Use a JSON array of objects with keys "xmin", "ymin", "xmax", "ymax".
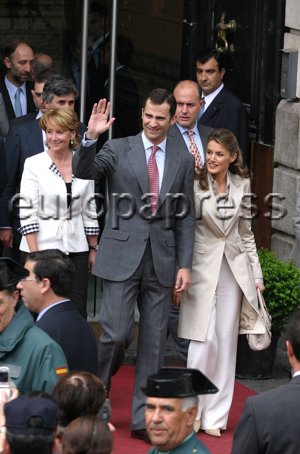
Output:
[{"xmin": 131, "ymin": 429, "xmax": 151, "ymax": 444}]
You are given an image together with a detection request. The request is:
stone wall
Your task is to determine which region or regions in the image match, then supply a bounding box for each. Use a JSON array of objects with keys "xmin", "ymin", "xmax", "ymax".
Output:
[
  {"xmin": 271, "ymin": 0, "xmax": 300, "ymax": 262},
  {"xmin": 0, "ymin": 0, "xmax": 67, "ymax": 73}
]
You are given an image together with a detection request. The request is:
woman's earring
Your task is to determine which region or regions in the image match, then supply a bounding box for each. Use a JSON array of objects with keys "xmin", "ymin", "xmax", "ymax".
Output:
[{"xmin": 70, "ymin": 139, "xmax": 74, "ymax": 145}]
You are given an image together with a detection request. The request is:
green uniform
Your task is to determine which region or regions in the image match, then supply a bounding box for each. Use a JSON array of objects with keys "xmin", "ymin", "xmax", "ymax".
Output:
[
  {"xmin": 148, "ymin": 432, "xmax": 211, "ymax": 454},
  {"xmin": 0, "ymin": 302, "xmax": 68, "ymax": 394}
]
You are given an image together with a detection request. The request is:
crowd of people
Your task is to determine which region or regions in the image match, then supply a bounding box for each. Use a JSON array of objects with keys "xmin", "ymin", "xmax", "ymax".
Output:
[{"xmin": 0, "ymin": 21, "xmax": 299, "ymax": 454}]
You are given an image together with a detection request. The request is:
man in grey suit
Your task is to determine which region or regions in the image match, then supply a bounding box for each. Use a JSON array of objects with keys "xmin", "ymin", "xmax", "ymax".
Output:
[
  {"xmin": 232, "ymin": 309, "xmax": 300, "ymax": 454},
  {"xmin": 75, "ymin": 89, "xmax": 195, "ymax": 441},
  {"xmin": 168, "ymin": 80, "xmax": 213, "ymax": 363}
]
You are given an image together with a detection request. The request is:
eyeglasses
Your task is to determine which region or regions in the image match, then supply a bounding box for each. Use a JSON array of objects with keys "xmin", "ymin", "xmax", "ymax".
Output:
[{"xmin": 19, "ymin": 277, "xmax": 36, "ymax": 283}]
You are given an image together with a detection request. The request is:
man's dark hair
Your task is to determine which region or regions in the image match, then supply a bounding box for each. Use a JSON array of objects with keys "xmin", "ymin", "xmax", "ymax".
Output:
[
  {"xmin": 286, "ymin": 309, "xmax": 300, "ymax": 361},
  {"xmin": 34, "ymin": 68, "xmax": 55, "ymax": 84},
  {"xmin": 195, "ymin": 48, "xmax": 227, "ymax": 71},
  {"xmin": 27, "ymin": 249, "xmax": 75, "ymax": 298},
  {"xmin": 1, "ymin": 38, "xmax": 33, "ymax": 60},
  {"xmin": 143, "ymin": 88, "xmax": 177, "ymax": 118},
  {"xmin": 52, "ymin": 371, "xmax": 107, "ymax": 427},
  {"xmin": 41, "ymin": 74, "xmax": 79, "ymax": 103},
  {"xmin": 6, "ymin": 431, "xmax": 54, "ymax": 454},
  {"xmin": 34, "ymin": 68, "xmax": 54, "ymax": 84}
]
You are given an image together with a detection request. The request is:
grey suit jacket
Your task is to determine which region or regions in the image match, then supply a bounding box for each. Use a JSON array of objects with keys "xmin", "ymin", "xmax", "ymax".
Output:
[
  {"xmin": 75, "ymin": 132, "xmax": 195, "ymax": 287},
  {"xmin": 232, "ymin": 376, "xmax": 300, "ymax": 454},
  {"xmin": 290, "ymin": 189, "xmax": 300, "ymax": 267}
]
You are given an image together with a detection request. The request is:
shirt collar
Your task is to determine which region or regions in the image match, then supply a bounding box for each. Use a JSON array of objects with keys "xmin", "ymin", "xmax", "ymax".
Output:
[
  {"xmin": 141, "ymin": 131, "xmax": 167, "ymax": 153},
  {"xmin": 176, "ymin": 122, "xmax": 199, "ymax": 137},
  {"xmin": 203, "ymin": 82, "xmax": 224, "ymax": 104},
  {"xmin": 5, "ymin": 77, "xmax": 26, "ymax": 96},
  {"xmin": 36, "ymin": 299, "xmax": 70, "ymax": 321}
]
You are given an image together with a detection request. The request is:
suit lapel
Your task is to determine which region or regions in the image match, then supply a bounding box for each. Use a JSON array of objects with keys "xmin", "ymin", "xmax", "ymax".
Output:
[
  {"xmin": 127, "ymin": 134, "xmax": 149, "ymax": 195},
  {"xmin": 196, "ymin": 173, "xmax": 243, "ymax": 233},
  {"xmin": 223, "ymin": 173, "xmax": 243, "ymax": 231},
  {"xmin": 157, "ymin": 132, "xmax": 182, "ymax": 208},
  {"xmin": 201, "ymin": 88, "xmax": 225, "ymax": 123},
  {"xmin": 197, "ymin": 184, "xmax": 225, "ymax": 234}
]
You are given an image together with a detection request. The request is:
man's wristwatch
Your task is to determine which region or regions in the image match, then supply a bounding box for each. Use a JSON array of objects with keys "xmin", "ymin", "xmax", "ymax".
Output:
[{"xmin": 89, "ymin": 244, "xmax": 99, "ymax": 252}]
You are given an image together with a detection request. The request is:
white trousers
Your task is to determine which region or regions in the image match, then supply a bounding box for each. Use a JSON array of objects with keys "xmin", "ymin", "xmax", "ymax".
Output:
[{"xmin": 187, "ymin": 256, "xmax": 242, "ymax": 430}]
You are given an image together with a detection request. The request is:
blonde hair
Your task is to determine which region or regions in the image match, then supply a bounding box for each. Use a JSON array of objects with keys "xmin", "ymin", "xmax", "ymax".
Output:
[
  {"xmin": 39, "ymin": 108, "xmax": 80, "ymax": 149},
  {"xmin": 198, "ymin": 128, "xmax": 250, "ymax": 190}
]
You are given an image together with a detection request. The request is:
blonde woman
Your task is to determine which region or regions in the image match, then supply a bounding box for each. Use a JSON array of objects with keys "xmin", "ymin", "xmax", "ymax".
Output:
[{"xmin": 19, "ymin": 108, "xmax": 99, "ymax": 318}]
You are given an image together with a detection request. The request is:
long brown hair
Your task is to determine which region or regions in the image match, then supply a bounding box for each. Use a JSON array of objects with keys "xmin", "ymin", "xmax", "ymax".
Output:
[{"xmin": 198, "ymin": 128, "xmax": 250, "ymax": 190}]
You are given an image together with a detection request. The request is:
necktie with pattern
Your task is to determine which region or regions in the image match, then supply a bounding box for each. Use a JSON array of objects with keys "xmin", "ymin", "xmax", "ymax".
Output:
[
  {"xmin": 148, "ymin": 145, "xmax": 160, "ymax": 214},
  {"xmin": 188, "ymin": 130, "xmax": 202, "ymax": 173},
  {"xmin": 14, "ymin": 87, "xmax": 23, "ymax": 117}
]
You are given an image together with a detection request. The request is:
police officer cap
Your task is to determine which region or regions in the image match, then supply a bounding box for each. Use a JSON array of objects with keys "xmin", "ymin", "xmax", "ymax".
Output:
[
  {"xmin": 4, "ymin": 396, "xmax": 58, "ymax": 435},
  {"xmin": 0, "ymin": 257, "xmax": 29, "ymax": 291},
  {"xmin": 143, "ymin": 367, "xmax": 218, "ymax": 398}
]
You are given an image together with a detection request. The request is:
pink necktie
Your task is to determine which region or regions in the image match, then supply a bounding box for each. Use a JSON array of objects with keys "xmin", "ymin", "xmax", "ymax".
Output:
[
  {"xmin": 148, "ymin": 145, "xmax": 159, "ymax": 214},
  {"xmin": 188, "ymin": 130, "xmax": 203, "ymax": 173}
]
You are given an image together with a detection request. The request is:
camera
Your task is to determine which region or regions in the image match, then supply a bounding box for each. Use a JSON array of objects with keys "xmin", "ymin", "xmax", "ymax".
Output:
[{"xmin": 0, "ymin": 366, "xmax": 11, "ymax": 398}]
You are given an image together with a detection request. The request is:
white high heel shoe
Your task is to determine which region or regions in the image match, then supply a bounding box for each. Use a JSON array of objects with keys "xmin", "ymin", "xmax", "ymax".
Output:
[{"xmin": 204, "ymin": 428, "xmax": 221, "ymax": 437}]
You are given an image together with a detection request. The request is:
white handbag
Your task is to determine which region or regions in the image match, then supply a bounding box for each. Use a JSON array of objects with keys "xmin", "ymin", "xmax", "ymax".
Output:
[{"xmin": 247, "ymin": 289, "xmax": 272, "ymax": 351}]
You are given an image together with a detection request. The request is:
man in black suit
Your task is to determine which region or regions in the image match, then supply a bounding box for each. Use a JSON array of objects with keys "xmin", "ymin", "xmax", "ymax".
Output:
[
  {"xmin": 232, "ymin": 309, "xmax": 300, "ymax": 454},
  {"xmin": 17, "ymin": 249, "xmax": 98, "ymax": 373},
  {"xmin": 195, "ymin": 49, "xmax": 249, "ymax": 163},
  {"xmin": 0, "ymin": 39, "xmax": 36, "ymax": 122},
  {"xmin": 0, "ymin": 74, "xmax": 86, "ymax": 258}
]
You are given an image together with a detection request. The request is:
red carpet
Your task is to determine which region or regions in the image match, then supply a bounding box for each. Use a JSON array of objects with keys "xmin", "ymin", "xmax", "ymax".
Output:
[{"xmin": 110, "ymin": 365, "xmax": 256, "ymax": 454}]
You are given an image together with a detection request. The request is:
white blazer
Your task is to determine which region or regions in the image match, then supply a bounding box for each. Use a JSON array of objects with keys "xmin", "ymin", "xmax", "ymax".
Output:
[
  {"xmin": 178, "ymin": 173, "xmax": 264, "ymax": 342},
  {"xmin": 19, "ymin": 151, "xmax": 99, "ymax": 254}
]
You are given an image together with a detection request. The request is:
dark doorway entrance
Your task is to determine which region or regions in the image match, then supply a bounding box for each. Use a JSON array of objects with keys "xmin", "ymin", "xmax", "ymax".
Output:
[{"xmin": 181, "ymin": 0, "xmax": 286, "ymax": 247}]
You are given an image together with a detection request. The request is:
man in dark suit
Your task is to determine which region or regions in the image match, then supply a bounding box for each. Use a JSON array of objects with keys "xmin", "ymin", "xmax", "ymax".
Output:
[
  {"xmin": 0, "ymin": 74, "xmax": 86, "ymax": 258},
  {"xmin": 0, "ymin": 39, "xmax": 36, "ymax": 122},
  {"xmin": 232, "ymin": 309, "xmax": 300, "ymax": 454},
  {"xmin": 17, "ymin": 249, "xmax": 98, "ymax": 373},
  {"xmin": 75, "ymin": 90, "xmax": 195, "ymax": 440},
  {"xmin": 168, "ymin": 79, "xmax": 213, "ymax": 363},
  {"xmin": 195, "ymin": 49, "xmax": 249, "ymax": 163}
]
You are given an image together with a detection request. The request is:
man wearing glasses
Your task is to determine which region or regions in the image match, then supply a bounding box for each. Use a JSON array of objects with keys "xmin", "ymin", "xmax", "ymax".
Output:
[{"xmin": 0, "ymin": 257, "xmax": 68, "ymax": 394}]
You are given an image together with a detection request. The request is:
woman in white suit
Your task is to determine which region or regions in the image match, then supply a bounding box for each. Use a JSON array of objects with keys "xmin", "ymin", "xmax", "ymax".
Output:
[
  {"xmin": 178, "ymin": 129, "xmax": 264, "ymax": 437},
  {"xmin": 19, "ymin": 108, "xmax": 99, "ymax": 318}
]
